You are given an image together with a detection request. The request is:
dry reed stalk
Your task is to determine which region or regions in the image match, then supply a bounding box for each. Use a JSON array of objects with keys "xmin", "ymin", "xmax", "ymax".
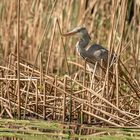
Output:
[
  {"xmin": 124, "ymin": 115, "xmax": 140, "ymax": 125},
  {"xmin": 64, "ymin": 0, "xmax": 73, "ymax": 30},
  {"xmin": 1, "ymin": 55, "xmax": 12, "ymax": 117},
  {"xmin": 45, "ymin": 78, "xmax": 132, "ymax": 124},
  {"xmin": 0, "ymin": 61, "xmax": 140, "ymax": 126},
  {"xmin": 53, "ymin": 75, "xmax": 57, "ymax": 119},
  {"xmin": 65, "ymin": 76, "xmax": 134, "ymax": 119},
  {"xmin": 57, "ymin": 19, "xmax": 75, "ymax": 125},
  {"xmin": 116, "ymin": 63, "xmax": 119, "ymax": 108},
  {"xmin": 80, "ymin": 104, "xmax": 84, "ymax": 124},
  {"xmin": 107, "ymin": 0, "xmax": 118, "ymax": 52},
  {"xmin": 46, "ymin": 19, "xmax": 57, "ymax": 74},
  {"xmin": 35, "ymin": 80, "xmax": 38, "ymax": 118},
  {"xmin": 17, "ymin": 0, "xmax": 21, "ymax": 119},
  {"xmin": 57, "ymin": 19, "xmax": 70, "ymax": 75},
  {"xmin": 39, "ymin": 52, "xmax": 43, "ymax": 87},
  {"xmin": 83, "ymin": 59, "xmax": 86, "ymax": 99},
  {"xmin": 82, "ymin": 110, "xmax": 120, "ymax": 127},
  {"xmin": 117, "ymin": 0, "xmax": 128, "ymax": 55},
  {"xmin": 23, "ymin": 0, "xmax": 57, "ymax": 118},
  {"xmin": 63, "ymin": 76, "xmax": 67, "ymax": 122},
  {"xmin": 89, "ymin": 105, "xmax": 138, "ymax": 126},
  {"xmin": 0, "ymin": 96, "xmax": 43, "ymax": 118},
  {"xmin": 43, "ymin": 74, "xmax": 46, "ymax": 118}
]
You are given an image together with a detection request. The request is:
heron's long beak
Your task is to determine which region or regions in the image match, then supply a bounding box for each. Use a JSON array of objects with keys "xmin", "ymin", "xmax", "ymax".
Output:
[{"xmin": 61, "ymin": 30, "xmax": 78, "ymax": 36}]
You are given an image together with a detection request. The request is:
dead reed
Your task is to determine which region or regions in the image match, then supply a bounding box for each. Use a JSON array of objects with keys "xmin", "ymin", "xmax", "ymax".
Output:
[{"xmin": 0, "ymin": 0, "xmax": 140, "ymax": 127}]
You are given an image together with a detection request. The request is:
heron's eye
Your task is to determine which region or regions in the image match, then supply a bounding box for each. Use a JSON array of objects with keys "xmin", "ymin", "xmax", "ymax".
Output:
[{"xmin": 77, "ymin": 29, "xmax": 81, "ymax": 32}]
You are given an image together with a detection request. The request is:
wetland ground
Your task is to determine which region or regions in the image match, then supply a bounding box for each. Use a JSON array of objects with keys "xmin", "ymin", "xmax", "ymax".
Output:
[{"xmin": 0, "ymin": 119, "xmax": 140, "ymax": 140}]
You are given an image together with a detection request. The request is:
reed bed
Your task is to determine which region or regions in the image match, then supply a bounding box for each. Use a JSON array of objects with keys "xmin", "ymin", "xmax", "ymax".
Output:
[{"xmin": 0, "ymin": 0, "xmax": 140, "ymax": 127}]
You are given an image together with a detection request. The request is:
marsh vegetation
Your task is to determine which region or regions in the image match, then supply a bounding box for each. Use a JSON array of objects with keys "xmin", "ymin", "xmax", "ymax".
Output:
[
  {"xmin": 0, "ymin": 0, "xmax": 140, "ymax": 139},
  {"xmin": 0, "ymin": 119, "xmax": 140, "ymax": 140}
]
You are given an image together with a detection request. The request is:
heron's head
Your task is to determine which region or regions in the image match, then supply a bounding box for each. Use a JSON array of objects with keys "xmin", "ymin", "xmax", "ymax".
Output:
[{"xmin": 62, "ymin": 26, "xmax": 91, "ymax": 40}]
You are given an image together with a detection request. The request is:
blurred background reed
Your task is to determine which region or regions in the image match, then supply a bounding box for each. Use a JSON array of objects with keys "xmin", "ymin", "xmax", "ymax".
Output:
[{"xmin": 0, "ymin": 0, "xmax": 139, "ymax": 77}]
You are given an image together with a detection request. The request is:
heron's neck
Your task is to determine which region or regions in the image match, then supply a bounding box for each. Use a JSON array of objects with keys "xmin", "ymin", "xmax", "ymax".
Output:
[
  {"xmin": 78, "ymin": 36, "xmax": 90, "ymax": 48},
  {"xmin": 76, "ymin": 36, "xmax": 90, "ymax": 57}
]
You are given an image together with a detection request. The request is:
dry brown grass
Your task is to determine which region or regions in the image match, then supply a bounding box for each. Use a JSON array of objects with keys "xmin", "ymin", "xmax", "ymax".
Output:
[{"xmin": 0, "ymin": 0, "xmax": 140, "ymax": 127}]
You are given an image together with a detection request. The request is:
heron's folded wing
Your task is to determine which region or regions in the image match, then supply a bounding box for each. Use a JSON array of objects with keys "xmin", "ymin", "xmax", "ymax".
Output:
[{"xmin": 93, "ymin": 49, "xmax": 108, "ymax": 61}]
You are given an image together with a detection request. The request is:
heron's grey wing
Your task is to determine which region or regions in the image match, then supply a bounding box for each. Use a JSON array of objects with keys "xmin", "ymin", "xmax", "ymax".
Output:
[
  {"xmin": 86, "ymin": 44, "xmax": 109, "ymax": 63},
  {"xmin": 93, "ymin": 49, "xmax": 108, "ymax": 62}
]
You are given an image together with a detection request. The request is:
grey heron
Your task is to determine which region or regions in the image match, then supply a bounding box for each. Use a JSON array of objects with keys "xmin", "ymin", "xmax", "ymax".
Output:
[{"xmin": 62, "ymin": 27, "xmax": 116, "ymax": 71}]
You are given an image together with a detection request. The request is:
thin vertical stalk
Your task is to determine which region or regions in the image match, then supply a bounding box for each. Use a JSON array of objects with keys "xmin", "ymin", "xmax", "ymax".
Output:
[
  {"xmin": 81, "ymin": 104, "xmax": 84, "ymax": 124},
  {"xmin": 39, "ymin": 52, "xmax": 46, "ymax": 119},
  {"xmin": 46, "ymin": 19, "xmax": 57, "ymax": 74},
  {"xmin": 39, "ymin": 52, "xmax": 43, "ymax": 86},
  {"xmin": 83, "ymin": 59, "xmax": 86, "ymax": 99},
  {"xmin": 53, "ymin": 75, "xmax": 57, "ymax": 119},
  {"xmin": 35, "ymin": 80, "xmax": 38, "ymax": 118},
  {"xmin": 116, "ymin": 63, "xmax": 119, "ymax": 108},
  {"xmin": 39, "ymin": 52, "xmax": 43, "ymax": 116},
  {"xmin": 56, "ymin": 19, "xmax": 70, "ymax": 75},
  {"xmin": 118, "ymin": 0, "xmax": 128, "ymax": 54},
  {"xmin": 107, "ymin": 0, "xmax": 118, "ymax": 52},
  {"xmin": 63, "ymin": 76, "xmax": 67, "ymax": 122},
  {"xmin": 57, "ymin": 19, "xmax": 72, "ymax": 123},
  {"xmin": 17, "ymin": 0, "xmax": 21, "ymax": 119},
  {"xmin": 43, "ymin": 82, "xmax": 46, "ymax": 119}
]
